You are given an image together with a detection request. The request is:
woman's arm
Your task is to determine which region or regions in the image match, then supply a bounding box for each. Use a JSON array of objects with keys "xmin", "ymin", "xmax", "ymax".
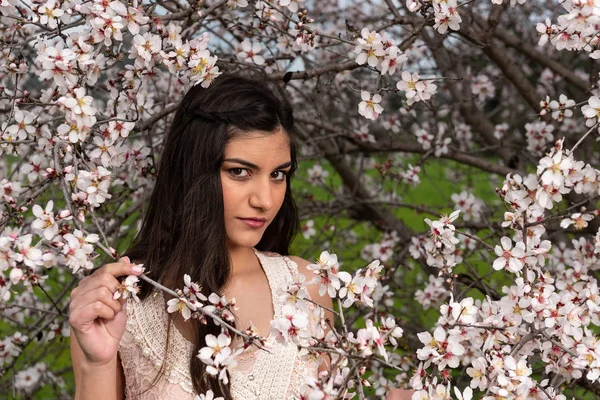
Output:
[
  {"xmin": 69, "ymin": 259, "xmax": 137, "ymax": 399},
  {"xmin": 71, "ymin": 334, "xmax": 125, "ymax": 400}
]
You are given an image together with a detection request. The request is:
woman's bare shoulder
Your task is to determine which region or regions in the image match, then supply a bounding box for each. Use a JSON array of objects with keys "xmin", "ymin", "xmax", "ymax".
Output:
[
  {"xmin": 286, "ymin": 256, "xmax": 333, "ymax": 310},
  {"xmin": 285, "ymin": 255, "xmax": 312, "ymax": 278},
  {"xmin": 286, "ymin": 255, "xmax": 310, "ymax": 268}
]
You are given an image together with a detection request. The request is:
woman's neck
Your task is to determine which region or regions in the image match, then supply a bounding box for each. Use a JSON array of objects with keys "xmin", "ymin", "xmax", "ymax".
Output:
[{"xmin": 227, "ymin": 245, "xmax": 258, "ymax": 275}]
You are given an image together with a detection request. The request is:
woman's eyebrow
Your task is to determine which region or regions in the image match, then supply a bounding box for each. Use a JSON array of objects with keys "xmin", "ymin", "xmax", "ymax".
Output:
[{"xmin": 223, "ymin": 158, "xmax": 292, "ymax": 170}]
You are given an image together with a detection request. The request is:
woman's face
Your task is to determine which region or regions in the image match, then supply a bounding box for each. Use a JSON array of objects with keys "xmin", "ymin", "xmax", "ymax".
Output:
[{"xmin": 220, "ymin": 128, "xmax": 292, "ymax": 251}]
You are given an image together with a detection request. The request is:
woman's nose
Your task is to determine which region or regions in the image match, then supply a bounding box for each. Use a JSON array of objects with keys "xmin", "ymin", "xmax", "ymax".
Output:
[{"xmin": 248, "ymin": 178, "xmax": 274, "ymax": 211}]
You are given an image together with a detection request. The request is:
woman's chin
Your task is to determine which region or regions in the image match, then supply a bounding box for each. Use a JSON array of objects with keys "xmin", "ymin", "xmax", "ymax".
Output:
[{"xmin": 226, "ymin": 235, "xmax": 264, "ymax": 250}]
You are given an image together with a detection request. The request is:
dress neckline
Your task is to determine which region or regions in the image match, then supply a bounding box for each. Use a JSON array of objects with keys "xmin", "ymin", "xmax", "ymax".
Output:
[{"xmin": 155, "ymin": 248, "xmax": 280, "ymax": 346}]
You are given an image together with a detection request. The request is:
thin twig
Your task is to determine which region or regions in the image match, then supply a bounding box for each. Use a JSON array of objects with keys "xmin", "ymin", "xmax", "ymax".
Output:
[{"xmin": 571, "ymin": 122, "xmax": 599, "ymax": 154}]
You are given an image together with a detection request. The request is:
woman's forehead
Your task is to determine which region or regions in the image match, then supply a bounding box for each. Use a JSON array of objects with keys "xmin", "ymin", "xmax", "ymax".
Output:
[{"xmin": 224, "ymin": 129, "xmax": 291, "ymax": 160}]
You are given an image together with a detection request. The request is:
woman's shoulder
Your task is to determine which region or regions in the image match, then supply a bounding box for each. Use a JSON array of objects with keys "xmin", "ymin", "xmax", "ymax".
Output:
[
  {"xmin": 279, "ymin": 254, "xmax": 311, "ymax": 276},
  {"xmin": 254, "ymin": 250, "xmax": 333, "ymax": 313},
  {"xmin": 256, "ymin": 249, "xmax": 309, "ymax": 267},
  {"xmin": 259, "ymin": 251, "xmax": 311, "ymax": 276},
  {"xmin": 283, "ymin": 255, "xmax": 334, "ymax": 312}
]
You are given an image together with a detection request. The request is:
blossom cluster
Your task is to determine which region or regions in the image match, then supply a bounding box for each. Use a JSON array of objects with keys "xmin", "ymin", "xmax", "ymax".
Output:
[
  {"xmin": 13, "ymin": 362, "xmax": 61, "ymax": 395},
  {"xmin": 536, "ymin": 3, "xmax": 600, "ymax": 58},
  {"xmin": 353, "ymin": 28, "xmax": 407, "ymax": 75},
  {"xmin": 411, "ymin": 138, "xmax": 600, "ymax": 398},
  {"xmin": 450, "ymin": 191, "xmax": 485, "ymax": 223},
  {"xmin": 396, "ymin": 71, "xmax": 438, "ymax": 106},
  {"xmin": 1, "ymin": 212, "xmax": 103, "ymax": 301},
  {"xmin": 352, "ymin": 27, "xmax": 438, "ymax": 120},
  {"xmin": 362, "ymin": 231, "xmax": 399, "ymax": 263},
  {"xmin": 410, "ymin": 210, "xmax": 462, "ymax": 276},
  {"xmin": 406, "ymin": 0, "xmax": 462, "ymax": 34},
  {"xmin": 197, "ymin": 330, "xmax": 242, "ymax": 384},
  {"xmin": 411, "ymin": 122, "xmax": 452, "ymax": 157}
]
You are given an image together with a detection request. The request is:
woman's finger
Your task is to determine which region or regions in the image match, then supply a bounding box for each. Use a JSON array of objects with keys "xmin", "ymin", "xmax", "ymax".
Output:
[
  {"xmin": 69, "ymin": 286, "xmax": 123, "ymax": 315},
  {"xmin": 69, "ymin": 301, "xmax": 120, "ymax": 330},
  {"xmin": 74, "ymin": 261, "xmax": 143, "ymax": 293},
  {"xmin": 75, "ymin": 271, "xmax": 121, "ymax": 295},
  {"xmin": 94, "ymin": 258, "xmax": 142, "ymax": 279}
]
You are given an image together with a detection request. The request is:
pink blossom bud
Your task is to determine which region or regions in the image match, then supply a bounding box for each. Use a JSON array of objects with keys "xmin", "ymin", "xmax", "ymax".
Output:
[{"xmin": 58, "ymin": 210, "xmax": 71, "ymax": 218}]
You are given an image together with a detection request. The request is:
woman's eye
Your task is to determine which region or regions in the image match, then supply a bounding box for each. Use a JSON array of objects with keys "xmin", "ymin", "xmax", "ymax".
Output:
[
  {"xmin": 271, "ymin": 171, "xmax": 287, "ymax": 181},
  {"xmin": 229, "ymin": 168, "xmax": 249, "ymax": 178}
]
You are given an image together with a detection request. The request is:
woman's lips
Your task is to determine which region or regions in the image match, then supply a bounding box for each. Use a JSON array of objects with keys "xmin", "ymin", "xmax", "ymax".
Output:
[{"xmin": 237, "ymin": 218, "xmax": 266, "ymax": 228}]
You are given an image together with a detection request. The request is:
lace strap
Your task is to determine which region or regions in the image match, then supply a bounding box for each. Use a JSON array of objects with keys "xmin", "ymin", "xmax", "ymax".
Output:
[
  {"xmin": 282, "ymin": 255, "xmax": 300, "ymax": 276},
  {"xmin": 282, "ymin": 255, "xmax": 317, "ymax": 303},
  {"xmin": 253, "ymin": 249, "xmax": 284, "ymax": 319}
]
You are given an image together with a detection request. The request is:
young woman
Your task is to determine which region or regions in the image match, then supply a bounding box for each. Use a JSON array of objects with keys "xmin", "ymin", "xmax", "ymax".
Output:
[{"xmin": 68, "ymin": 74, "xmax": 412, "ymax": 399}]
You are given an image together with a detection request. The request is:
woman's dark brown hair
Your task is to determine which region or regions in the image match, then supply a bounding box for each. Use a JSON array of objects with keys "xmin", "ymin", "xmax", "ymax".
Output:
[{"xmin": 124, "ymin": 73, "xmax": 300, "ymax": 398}]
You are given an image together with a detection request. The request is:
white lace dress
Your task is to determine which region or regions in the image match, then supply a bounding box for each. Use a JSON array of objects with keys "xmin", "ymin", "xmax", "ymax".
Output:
[{"xmin": 118, "ymin": 249, "xmax": 321, "ymax": 399}]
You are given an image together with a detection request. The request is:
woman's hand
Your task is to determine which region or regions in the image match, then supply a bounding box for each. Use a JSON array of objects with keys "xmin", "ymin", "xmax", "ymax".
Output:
[
  {"xmin": 386, "ymin": 389, "xmax": 415, "ymax": 400},
  {"xmin": 69, "ymin": 257, "xmax": 143, "ymax": 366}
]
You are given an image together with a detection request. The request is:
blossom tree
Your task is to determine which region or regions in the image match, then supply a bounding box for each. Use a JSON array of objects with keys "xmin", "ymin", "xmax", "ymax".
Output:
[{"xmin": 2, "ymin": 0, "xmax": 600, "ymax": 399}]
